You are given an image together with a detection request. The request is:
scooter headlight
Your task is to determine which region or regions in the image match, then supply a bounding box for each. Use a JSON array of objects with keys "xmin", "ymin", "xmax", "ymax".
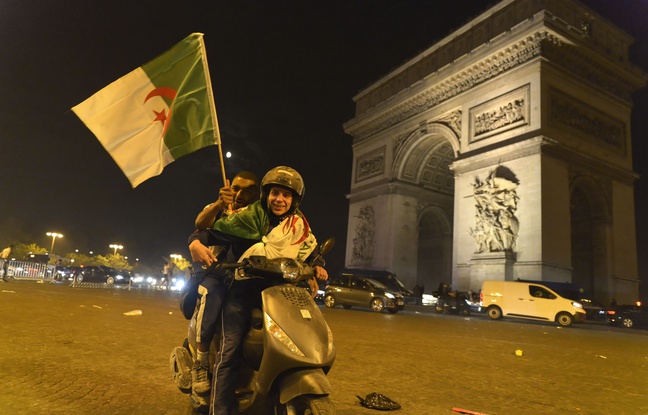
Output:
[
  {"xmin": 278, "ymin": 259, "xmax": 300, "ymax": 282},
  {"xmin": 326, "ymin": 323, "xmax": 335, "ymax": 357},
  {"xmin": 264, "ymin": 312, "xmax": 305, "ymax": 357}
]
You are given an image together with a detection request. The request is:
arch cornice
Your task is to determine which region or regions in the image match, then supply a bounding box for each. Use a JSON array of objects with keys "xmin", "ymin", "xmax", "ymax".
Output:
[
  {"xmin": 347, "ymin": 180, "xmax": 443, "ymax": 204},
  {"xmin": 345, "ymin": 20, "xmax": 646, "ymax": 144},
  {"xmin": 345, "ymin": 31, "xmax": 558, "ymax": 142}
]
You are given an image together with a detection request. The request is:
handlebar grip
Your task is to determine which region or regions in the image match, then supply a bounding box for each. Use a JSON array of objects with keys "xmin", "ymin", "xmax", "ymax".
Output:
[{"xmin": 220, "ymin": 263, "xmax": 242, "ymax": 270}]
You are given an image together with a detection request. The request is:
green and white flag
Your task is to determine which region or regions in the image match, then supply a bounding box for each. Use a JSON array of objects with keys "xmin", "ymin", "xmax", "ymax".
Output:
[{"xmin": 72, "ymin": 33, "xmax": 219, "ymax": 188}]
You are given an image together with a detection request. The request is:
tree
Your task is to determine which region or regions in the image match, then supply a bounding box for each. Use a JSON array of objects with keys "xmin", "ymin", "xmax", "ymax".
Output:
[
  {"xmin": 13, "ymin": 243, "xmax": 47, "ymax": 260},
  {"xmin": 170, "ymin": 256, "xmax": 191, "ymax": 272},
  {"xmin": 66, "ymin": 252, "xmax": 99, "ymax": 267},
  {"xmin": 94, "ymin": 254, "xmax": 132, "ymax": 270}
]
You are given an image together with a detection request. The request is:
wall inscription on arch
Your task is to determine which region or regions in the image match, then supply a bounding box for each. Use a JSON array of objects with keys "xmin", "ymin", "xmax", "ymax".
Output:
[
  {"xmin": 469, "ymin": 85, "xmax": 530, "ymax": 142},
  {"xmin": 356, "ymin": 146, "xmax": 385, "ymax": 183},
  {"xmin": 549, "ymin": 89, "xmax": 625, "ymax": 153}
]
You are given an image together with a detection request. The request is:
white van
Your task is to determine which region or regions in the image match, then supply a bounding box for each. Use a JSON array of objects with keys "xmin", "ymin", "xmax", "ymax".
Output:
[{"xmin": 480, "ymin": 281, "xmax": 587, "ymax": 327}]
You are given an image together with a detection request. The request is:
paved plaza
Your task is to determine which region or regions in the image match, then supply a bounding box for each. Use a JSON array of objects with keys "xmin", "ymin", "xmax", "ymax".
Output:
[{"xmin": 1, "ymin": 280, "xmax": 647, "ymax": 414}]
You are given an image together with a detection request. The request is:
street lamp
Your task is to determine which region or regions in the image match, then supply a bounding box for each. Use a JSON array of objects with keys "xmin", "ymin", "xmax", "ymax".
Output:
[
  {"xmin": 109, "ymin": 244, "xmax": 123, "ymax": 255},
  {"xmin": 46, "ymin": 232, "xmax": 63, "ymax": 255}
]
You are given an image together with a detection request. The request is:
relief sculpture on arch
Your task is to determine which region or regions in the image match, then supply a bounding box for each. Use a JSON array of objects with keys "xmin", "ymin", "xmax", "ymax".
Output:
[
  {"xmin": 468, "ymin": 166, "xmax": 520, "ymax": 253},
  {"xmin": 351, "ymin": 205, "xmax": 375, "ymax": 263}
]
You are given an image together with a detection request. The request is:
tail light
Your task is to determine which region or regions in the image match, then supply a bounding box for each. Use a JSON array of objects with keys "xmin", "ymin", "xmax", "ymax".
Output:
[{"xmin": 606, "ymin": 310, "xmax": 616, "ymax": 315}]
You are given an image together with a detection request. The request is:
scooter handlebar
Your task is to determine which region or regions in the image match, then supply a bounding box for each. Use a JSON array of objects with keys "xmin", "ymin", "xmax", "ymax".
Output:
[
  {"xmin": 216, "ymin": 257, "xmax": 316, "ymax": 284},
  {"xmin": 219, "ymin": 263, "xmax": 242, "ymax": 270}
]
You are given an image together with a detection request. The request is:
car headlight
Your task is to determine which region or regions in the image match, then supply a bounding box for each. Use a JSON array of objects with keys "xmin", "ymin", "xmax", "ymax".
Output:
[
  {"xmin": 384, "ymin": 292, "xmax": 395, "ymax": 299},
  {"xmin": 572, "ymin": 301, "xmax": 583, "ymax": 309}
]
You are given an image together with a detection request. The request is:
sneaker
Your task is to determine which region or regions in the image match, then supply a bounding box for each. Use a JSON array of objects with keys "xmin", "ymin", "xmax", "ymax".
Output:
[{"xmin": 191, "ymin": 360, "xmax": 211, "ymax": 395}]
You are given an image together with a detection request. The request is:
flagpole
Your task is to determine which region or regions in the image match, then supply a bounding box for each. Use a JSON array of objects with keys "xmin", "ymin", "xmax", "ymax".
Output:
[
  {"xmin": 215, "ymin": 121, "xmax": 227, "ymax": 186},
  {"xmin": 216, "ymin": 135, "xmax": 227, "ymax": 186},
  {"xmin": 198, "ymin": 33, "xmax": 228, "ymax": 186}
]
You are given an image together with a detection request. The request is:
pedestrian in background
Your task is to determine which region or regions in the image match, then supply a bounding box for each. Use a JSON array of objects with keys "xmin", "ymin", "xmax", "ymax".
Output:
[
  {"xmin": 161, "ymin": 261, "xmax": 173, "ymax": 290},
  {"xmin": 1, "ymin": 244, "xmax": 14, "ymax": 282}
]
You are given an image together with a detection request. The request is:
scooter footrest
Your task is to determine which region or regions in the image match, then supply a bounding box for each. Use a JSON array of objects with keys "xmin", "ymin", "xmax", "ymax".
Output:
[{"xmin": 235, "ymin": 388, "xmax": 254, "ymax": 397}]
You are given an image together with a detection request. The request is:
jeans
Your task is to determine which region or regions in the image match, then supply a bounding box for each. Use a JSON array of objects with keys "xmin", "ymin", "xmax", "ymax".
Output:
[
  {"xmin": 210, "ymin": 278, "xmax": 267, "ymax": 415},
  {"xmin": 196, "ymin": 276, "xmax": 228, "ymax": 344}
]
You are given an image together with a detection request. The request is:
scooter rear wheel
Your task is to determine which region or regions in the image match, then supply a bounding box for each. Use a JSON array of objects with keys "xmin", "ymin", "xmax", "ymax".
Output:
[{"xmin": 281, "ymin": 395, "xmax": 336, "ymax": 415}]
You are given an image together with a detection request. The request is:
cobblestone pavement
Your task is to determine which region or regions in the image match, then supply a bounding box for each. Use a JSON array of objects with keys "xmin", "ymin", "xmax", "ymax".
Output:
[{"xmin": 1, "ymin": 280, "xmax": 647, "ymax": 414}]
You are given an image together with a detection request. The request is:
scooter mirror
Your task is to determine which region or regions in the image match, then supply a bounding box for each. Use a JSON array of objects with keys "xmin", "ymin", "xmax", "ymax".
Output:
[{"xmin": 320, "ymin": 237, "xmax": 335, "ymax": 256}]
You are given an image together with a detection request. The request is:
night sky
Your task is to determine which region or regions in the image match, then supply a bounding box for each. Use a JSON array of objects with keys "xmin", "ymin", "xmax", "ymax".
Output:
[{"xmin": 1, "ymin": 0, "xmax": 647, "ymax": 283}]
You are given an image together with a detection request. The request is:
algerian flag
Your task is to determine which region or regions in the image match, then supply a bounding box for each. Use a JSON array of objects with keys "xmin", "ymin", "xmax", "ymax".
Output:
[{"xmin": 72, "ymin": 32, "xmax": 219, "ymax": 188}]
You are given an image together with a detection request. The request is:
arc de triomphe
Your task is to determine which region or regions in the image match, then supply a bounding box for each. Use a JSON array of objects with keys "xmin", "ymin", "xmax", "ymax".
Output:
[{"xmin": 343, "ymin": 0, "xmax": 646, "ymax": 304}]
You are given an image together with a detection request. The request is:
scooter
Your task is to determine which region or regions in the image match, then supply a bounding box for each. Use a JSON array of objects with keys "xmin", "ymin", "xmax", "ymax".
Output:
[
  {"xmin": 435, "ymin": 291, "xmax": 471, "ymax": 316},
  {"xmin": 170, "ymin": 238, "xmax": 337, "ymax": 414}
]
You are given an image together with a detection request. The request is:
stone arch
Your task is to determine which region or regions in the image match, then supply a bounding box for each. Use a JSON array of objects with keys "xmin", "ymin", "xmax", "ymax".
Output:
[
  {"xmin": 417, "ymin": 205, "xmax": 453, "ymax": 293},
  {"xmin": 391, "ymin": 123, "xmax": 458, "ymax": 292},
  {"xmin": 343, "ymin": 0, "xmax": 640, "ymax": 302},
  {"xmin": 569, "ymin": 175, "xmax": 610, "ymax": 303},
  {"xmin": 393, "ymin": 122, "xmax": 459, "ymax": 189}
]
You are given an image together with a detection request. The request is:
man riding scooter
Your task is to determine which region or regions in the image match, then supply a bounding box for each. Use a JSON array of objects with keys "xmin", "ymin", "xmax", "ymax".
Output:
[
  {"xmin": 185, "ymin": 171, "xmax": 262, "ymax": 397},
  {"xmin": 189, "ymin": 166, "xmax": 328, "ymax": 415}
]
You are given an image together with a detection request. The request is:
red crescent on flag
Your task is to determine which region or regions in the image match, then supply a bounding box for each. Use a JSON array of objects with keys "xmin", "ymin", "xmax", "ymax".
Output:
[{"xmin": 144, "ymin": 87, "xmax": 177, "ymax": 136}]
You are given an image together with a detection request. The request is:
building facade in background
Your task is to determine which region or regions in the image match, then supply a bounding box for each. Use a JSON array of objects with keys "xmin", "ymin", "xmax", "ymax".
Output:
[{"xmin": 343, "ymin": 0, "xmax": 647, "ymax": 304}]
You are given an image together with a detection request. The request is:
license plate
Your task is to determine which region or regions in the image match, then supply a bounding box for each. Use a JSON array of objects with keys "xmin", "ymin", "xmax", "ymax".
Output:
[{"xmin": 397, "ymin": 300, "xmax": 404, "ymax": 305}]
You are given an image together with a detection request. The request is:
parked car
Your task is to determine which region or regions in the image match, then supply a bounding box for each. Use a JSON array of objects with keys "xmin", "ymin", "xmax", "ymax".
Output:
[
  {"xmin": 74, "ymin": 266, "xmax": 131, "ymax": 285},
  {"xmin": 515, "ymin": 279, "xmax": 603, "ymax": 320},
  {"xmin": 481, "ymin": 281, "xmax": 586, "ymax": 327},
  {"xmin": 324, "ymin": 275, "xmax": 404, "ymax": 313},
  {"xmin": 68, "ymin": 266, "xmax": 84, "ymax": 281},
  {"xmin": 341, "ymin": 269, "xmax": 414, "ymax": 298},
  {"xmin": 605, "ymin": 304, "xmax": 648, "ymax": 328},
  {"xmin": 314, "ymin": 288, "xmax": 325, "ymax": 304}
]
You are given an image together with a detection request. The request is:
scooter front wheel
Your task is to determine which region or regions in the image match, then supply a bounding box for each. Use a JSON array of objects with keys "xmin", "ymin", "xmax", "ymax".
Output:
[{"xmin": 281, "ymin": 395, "xmax": 336, "ymax": 415}]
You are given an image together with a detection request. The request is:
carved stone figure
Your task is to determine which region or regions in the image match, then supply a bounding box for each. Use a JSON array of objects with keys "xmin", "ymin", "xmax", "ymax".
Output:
[
  {"xmin": 468, "ymin": 168, "xmax": 520, "ymax": 253},
  {"xmin": 352, "ymin": 205, "xmax": 375, "ymax": 261},
  {"xmin": 474, "ymin": 99, "xmax": 526, "ymax": 137}
]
